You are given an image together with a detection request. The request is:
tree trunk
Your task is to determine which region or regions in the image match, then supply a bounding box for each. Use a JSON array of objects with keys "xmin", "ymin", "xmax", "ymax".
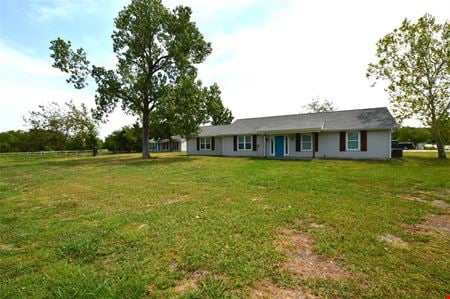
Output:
[
  {"xmin": 142, "ymin": 108, "xmax": 150, "ymax": 159},
  {"xmin": 432, "ymin": 124, "xmax": 446, "ymax": 159},
  {"xmin": 437, "ymin": 143, "xmax": 447, "ymax": 159}
]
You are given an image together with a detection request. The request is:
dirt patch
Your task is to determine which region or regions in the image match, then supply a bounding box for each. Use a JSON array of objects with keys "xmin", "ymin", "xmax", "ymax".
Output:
[
  {"xmin": 401, "ymin": 195, "xmax": 449, "ymax": 210},
  {"xmin": 276, "ymin": 228, "xmax": 347, "ymax": 280},
  {"xmin": 163, "ymin": 195, "xmax": 188, "ymax": 205},
  {"xmin": 403, "ymin": 214, "xmax": 450, "ymax": 236},
  {"xmin": 379, "ymin": 234, "xmax": 408, "ymax": 247},
  {"xmin": 430, "ymin": 200, "xmax": 449, "ymax": 209},
  {"xmin": 173, "ymin": 271, "xmax": 208, "ymax": 294},
  {"xmin": 419, "ymin": 214, "xmax": 450, "ymax": 235},
  {"xmin": 250, "ymin": 280, "xmax": 316, "ymax": 299},
  {"xmin": 401, "ymin": 195, "xmax": 427, "ymax": 203}
]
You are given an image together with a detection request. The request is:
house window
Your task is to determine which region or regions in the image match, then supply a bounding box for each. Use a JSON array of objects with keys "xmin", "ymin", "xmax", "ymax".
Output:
[
  {"xmin": 172, "ymin": 142, "xmax": 179, "ymax": 151},
  {"xmin": 200, "ymin": 137, "xmax": 211, "ymax": 150},
  {"xmin": 301, "ymin": 133, "xmax": 312, "ymax": 151},
  {"xmin": 347, "ymin": 131, "xmax": 360, "ymax": 150},
  {"xmin": 238, "ymin": 135, "xmax": 252, "ymax": 151},
  {"xmin": 284, "ymin": 136, "xmax": 289, "ymax": 155}
]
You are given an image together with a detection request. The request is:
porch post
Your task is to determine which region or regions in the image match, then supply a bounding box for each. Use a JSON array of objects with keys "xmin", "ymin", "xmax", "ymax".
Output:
[{"xmin": 263, "ymin": 134, "xmax": 266, "ymax": 157}]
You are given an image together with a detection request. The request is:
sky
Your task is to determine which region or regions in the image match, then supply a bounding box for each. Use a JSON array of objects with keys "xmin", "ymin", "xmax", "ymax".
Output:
[{"xmin": 0, "ymin": 0, "xmax": 449, "ymax": 137}]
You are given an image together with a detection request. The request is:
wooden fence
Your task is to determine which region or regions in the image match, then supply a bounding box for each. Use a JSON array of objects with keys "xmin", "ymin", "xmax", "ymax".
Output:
[{"xmin": 0, "ymin": 150, "xmax": 96, "ymax": 156}]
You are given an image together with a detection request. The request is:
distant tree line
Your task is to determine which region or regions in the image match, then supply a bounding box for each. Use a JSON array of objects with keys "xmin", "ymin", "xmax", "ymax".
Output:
[
  {"xmin": 392, "ymin": 127, "xmax": 432, "ymax": 144},
  {"xmin": 392, "ymin": 126, "xmax": 450, "ymax": 145},
  {"xmin": 0, "ymin": 129, "xmax": 103, "ymax": 153},
  {"xmin": 103, "ymin": 123, "xmax": 142, "ymax": 153},
  {"xmin": 0, "ymin": 97, "xmax": 233, "ymax": 154},
  {"xmin": 0, "ymin": 101, "xmax": 102, "ymax": 154}
]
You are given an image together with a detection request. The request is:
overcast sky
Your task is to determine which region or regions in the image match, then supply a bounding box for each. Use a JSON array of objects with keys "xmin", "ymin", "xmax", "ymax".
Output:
[{"xmin": 0, "ymin": 0, "xmax": 449, "ymax": 137}]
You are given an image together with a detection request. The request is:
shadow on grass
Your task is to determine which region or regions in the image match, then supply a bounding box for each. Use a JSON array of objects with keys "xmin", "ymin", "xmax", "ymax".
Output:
[{"xmin": 0, "ymin": 153, "xmax": 195, "ymax": 170}]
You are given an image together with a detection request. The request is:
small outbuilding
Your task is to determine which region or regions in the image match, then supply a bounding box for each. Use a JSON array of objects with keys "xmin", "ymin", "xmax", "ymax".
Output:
[{"xmin": 149, "ymin": 136, "xmax": 186, "ymax": 152}]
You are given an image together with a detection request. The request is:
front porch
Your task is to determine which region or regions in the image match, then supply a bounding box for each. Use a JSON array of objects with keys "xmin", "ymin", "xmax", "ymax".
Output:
[{"xmin": 263, "ymin": 132, "xmax": 319, "ymax": 159}]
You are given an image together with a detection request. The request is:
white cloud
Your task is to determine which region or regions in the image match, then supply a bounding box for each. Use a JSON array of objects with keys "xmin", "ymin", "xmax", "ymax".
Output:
[
  {"xmin": 30, "ymin": 0, "xmax": 99, "ymax": 22},
  {"xmin": 163, "ymin": 0, "xmax": 258, "ymax": 20},
  {"xmin": 3, "ymin": 0, "xmax": 449, "ymax": 137},
  {"xmin": 0, "ymin": 42, "xmax": 135, "ymax": 137},
  {"xmin": 196, "ymin": 0, "xmax": 449, "ymax": 126}
]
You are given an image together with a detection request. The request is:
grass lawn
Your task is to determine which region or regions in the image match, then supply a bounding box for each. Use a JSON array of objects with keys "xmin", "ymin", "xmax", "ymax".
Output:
[{"xmin": 0, "ymin": 152, "xmax": 449, "ymax": 298}]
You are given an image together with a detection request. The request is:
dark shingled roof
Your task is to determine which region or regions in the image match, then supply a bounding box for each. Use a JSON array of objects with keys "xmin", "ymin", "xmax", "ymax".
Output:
[{"xmin": 197, "ymin": 107, "xmax": 397, "ymax": 137}]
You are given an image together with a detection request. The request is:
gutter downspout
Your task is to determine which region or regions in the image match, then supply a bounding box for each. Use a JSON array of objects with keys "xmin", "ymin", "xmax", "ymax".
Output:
[{"xmin": 389, "ymin": 129, "xmax": 392, "ymax": 159}]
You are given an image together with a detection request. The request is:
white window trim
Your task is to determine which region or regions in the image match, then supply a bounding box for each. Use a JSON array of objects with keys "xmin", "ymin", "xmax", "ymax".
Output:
[
  {"xmin": 237, "ymin": 135, "xmax": 253, "ymax": 151},
  {"xmin": 199, "ymin": 137, "xmax": 212, "ymax": 151},
  {"xmin": 301, "ymin": 133, "xmax": 313, "ymax": 152},
  {"xmin": 346, "ymin": 131, "xmax": 360, "ymax": 151}
]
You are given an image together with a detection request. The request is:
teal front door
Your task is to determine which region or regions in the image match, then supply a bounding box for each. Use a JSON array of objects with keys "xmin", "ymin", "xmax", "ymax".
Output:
[{"xmin": 275, "ymin": 136, "xmax": 284, "ymax": 157}]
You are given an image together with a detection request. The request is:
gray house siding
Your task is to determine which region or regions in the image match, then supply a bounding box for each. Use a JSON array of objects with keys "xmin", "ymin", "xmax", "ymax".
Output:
[
  {"xmin": 316, "ymin": 130, "xmax": 391, "ymax": 159},
  {"xmin": 188, "ymin": 130, "xmax": 391, "ymax": 160},
  {"xmin": 222, "ymin": 135, "xmax": 264, "ymax": 157},
  {"xmin": 261, "ymin": 130, "xmax": 391, "ymax": 159},
  {"xmin": 187, "ymin": 137, "xmax": 223, "ymax": 156},
  {"xmin": 186, "ymin": 108, "xmax": 397, "ymax": 160}
]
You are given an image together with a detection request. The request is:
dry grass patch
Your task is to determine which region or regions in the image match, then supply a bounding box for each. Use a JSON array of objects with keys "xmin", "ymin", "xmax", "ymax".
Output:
[
  {"xmin": 250, "ymin": 280, "xmax": 316, "ymax": 299},
  {"xmin": 173, "ymin": 270, "xmax": 208, "ymax": 294},
  {"xmin": 419, "ymin": 214, "xmax": 450, "ymax": 235},
  {"xmin": 379, "ymin": 234, "xmax": 408, "ymax": 247},
  {"xmin": 401, "ymin": 194, "xmax": 449, "ymax": 210},
  {"xmin": 430, "ymin": 200, "xmax": 449, "ymax": 209},
  {"xmin": 250, "ymin": 195, "xmax": 266, "ymax": 202},
  {"xmin": 276, "ymin": 228, "xmax": 348, "ymax": 280},
  {"xmin": 403, "ymin": 214, "xmax": 450, "ymax": 237},
  {"xmin": 310, "ymin": 223, "xmax": 326, "ymax": 229},
  {"xmin": 0, "ymin": 244, "xmax": 15, "ymax": 251},
  {"xmin": 163, "ymin": 194, "xmax": 189, "ymax": 205}
]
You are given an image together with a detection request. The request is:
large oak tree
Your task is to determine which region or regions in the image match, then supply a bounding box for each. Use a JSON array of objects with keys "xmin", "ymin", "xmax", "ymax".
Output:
[
  {"xmin": 367, "ymin": 14, "xmax": 449, "ymax": 159},
  {"xmin": 50, "ymin": 0, "xmax": 230, "ymax": 158}
]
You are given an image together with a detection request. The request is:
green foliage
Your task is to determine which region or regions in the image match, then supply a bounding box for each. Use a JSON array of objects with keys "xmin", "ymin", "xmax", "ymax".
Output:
[
  {"xmin": 0, "ymin": 101, "xmax": 100, "ymax": 153},
  {"xmin": 104, "ymin": 123, "xmax": 142, "ymax": 153},
  {"xmin": 205, "ymin": 83, "xmax": 234, "ymax": 125},
  {"xmin": 367, "ymin": 14, "xmax": 449, "ymax": 158},
  {"xmin": 302, "ymin": 97, "xmax": 336, "ymax": 113},
  {"xmin": 0, "ymin": 129, "xmax": 67, "ymax": 152},
  {"xmin": 50, "ymin": 39, "xmax": 90, "ymax": 89},
  {"xmin": 392, "ymin": 126, "xmax": 432, "ymax": 143},
  {"xmin": 198, "ymin": 276, "xmax": 229, "ymax": 298},
  {"xmin": 23, "ymin": 101, "xmax": 100, "ymax": 154},
  {"xmin": 57, "ymin": 236, "xmax": 99, "ymax": 264},
  {"xmin": 149, "ymin": 80, "xmax": 234, "ymax": 140},
  {"xmin": 50, "ymin": 0, "xmax": 232, "ymax": 158}
]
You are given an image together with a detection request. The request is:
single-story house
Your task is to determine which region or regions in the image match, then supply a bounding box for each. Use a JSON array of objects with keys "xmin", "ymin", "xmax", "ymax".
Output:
[
  {"xmin": 187, "ymin": 107, "xmax": 398, "ymax": 160},
  {"xmin": 149, "ymin": 136, "xmax": 186, "ymax": 152}
]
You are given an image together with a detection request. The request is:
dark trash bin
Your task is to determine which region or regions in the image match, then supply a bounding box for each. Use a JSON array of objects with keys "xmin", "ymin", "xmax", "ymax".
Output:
[{"xmin": 391, "ymin": 148, "xmax": 403, "ymax": 158}]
